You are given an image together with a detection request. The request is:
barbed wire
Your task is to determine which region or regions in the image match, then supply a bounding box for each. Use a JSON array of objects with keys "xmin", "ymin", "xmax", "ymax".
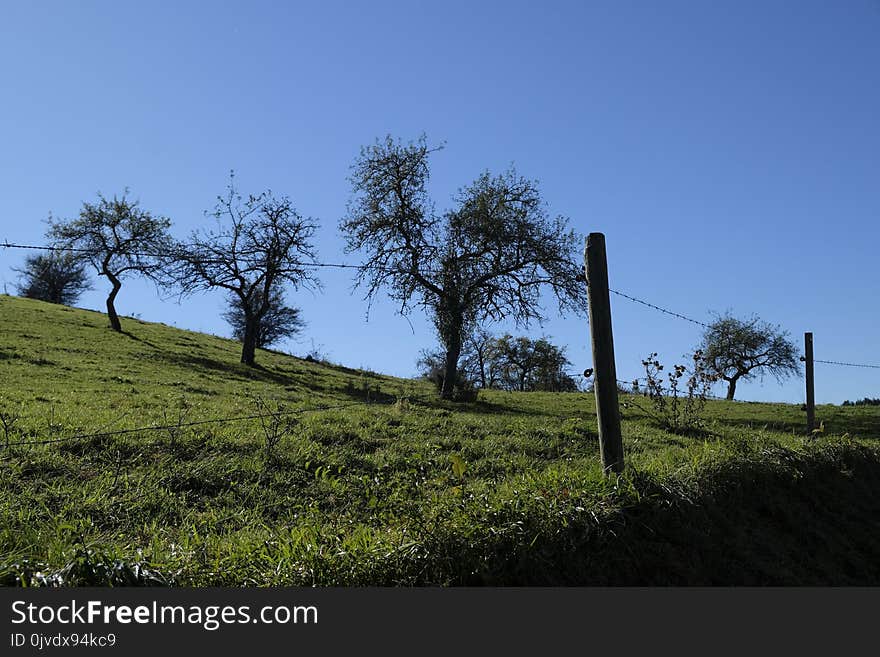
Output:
[
  {"xmin": 5, "ymin": 240, "xmax": 877, "ymax": 375},
  {"xmin": 608, "ymin": 288, "xmax": 709, "ymax": 328},
  {"xmin": 0, "ymin": 241, "xmax": 382, "ymax": 273},
  {"xmin": 814, "ymin": 359, "xmax": 880, "ymax": 370},
  {"xmin": 569, "ymin": 369, "xmax": 724, "ymax": 400},
  {"xmin": 603, "ymin": 285, "xmax": 879, "ymax": 374}
]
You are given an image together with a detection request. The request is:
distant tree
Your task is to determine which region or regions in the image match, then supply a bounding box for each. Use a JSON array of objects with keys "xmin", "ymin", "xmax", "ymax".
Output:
[
  {"xmin": 14, "ymin": 251, "xmax": 91, "ymax": 305},
  {"xmin": 417, "ymin": 333, "xmax": 492, "ymax": 396},
  {"xmin": 47, "ymin": 192, "xmax": 171, "ymax": 331},
  {"xmin": 699, "ymin": 313, "xmax": 800, "ymax": 400},
  {"xmin": 421, "ymin": 333, "xmax": 577, "ymax": 393},
  {"xmin": 342, "ymin": 135, "xmax": 586, "ymax": 400},
  {"xmin": 223, "ymin": 288, "xmax": 304, "ymax": 349},
  {"xmin": 494, "ymin": 334, "xmax": 577, "ymax": 392},
  {"xmin": 842, "ymin": 398, "xmax": 880, "ymax": 407},
  {"xmin": 168, "ymin": 174, "xmax": 319, "ymax": 366},
  {"xmin": 462, "ymin": 327, "xmax": 503, "ymax": 389}
]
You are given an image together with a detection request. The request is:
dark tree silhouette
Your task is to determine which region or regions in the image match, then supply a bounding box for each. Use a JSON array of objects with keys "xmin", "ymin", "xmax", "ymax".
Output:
[
  {"xmin": 223, "ymin": 288, "xmax": 304, "ymax": 349},
  {"xmin": 47, "ymin": 193, "xmax": 171, "ymax": 331},
  {"xmin": 418, "ymin": 332, "xmax": 577, "ymax": 393},
  {"xmin": 168, "ymin": 175, "xmax": 319, "ymax": 366},
  {"xmin": 699, "ymin": 313, "xmax": 800, "ymax": 400},
  {"xmin": 14, "ymin": 251, "xmax": 91, "ymax": 305},
  {"xmin": 462, "ymin": 327, "xmax": 503, "ymax": 389},
  {"xmin": 493, "ymin": 334, "xmax": 577, "ymax": 392},
  {"xmin": 418, "ymin": 329, "xmax": 499, "ymax": 391},
  {"xmin": 342, "ymin": 135, "xmax": 586, "ymax": 400}
]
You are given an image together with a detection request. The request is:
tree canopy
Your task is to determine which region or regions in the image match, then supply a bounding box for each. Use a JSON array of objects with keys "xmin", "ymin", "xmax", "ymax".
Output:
[
  {"xmin": 493, "ymin": 334, "xmax": 578, "ymax": 393},
  {"xmin": 699, "ymin": 313, "xmax": 800, "ymax": 400},
  {"xmin": 342, "ymin": 135, "xmax": 586, "ymax": 399},
  {"xmin": 419, "ymin": 332, "xmax": 578, "ymax": 394},
  {"xmin": 15, "ymin": 251, "xmax": 91, "ymax": 305},
  {"xmin": 47, "ymin": 192, "xmax": 171, "ymax": 331},
  {"xmin": 223, "ymin": 288, "xmax": 304, "ymax": 350},
  {"xmin": 167, "ymin": 175, "xmax": 319, "ymax": 366}
]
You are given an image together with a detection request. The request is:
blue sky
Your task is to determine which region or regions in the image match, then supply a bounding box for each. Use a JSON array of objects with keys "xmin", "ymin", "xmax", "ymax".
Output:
[{"xmin": 1, "ymin": 1, "xmax": 878, "ymax": 404}]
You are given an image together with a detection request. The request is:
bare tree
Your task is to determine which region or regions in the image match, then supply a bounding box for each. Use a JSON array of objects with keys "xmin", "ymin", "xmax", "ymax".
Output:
[
  {"xmin": 223, "ymin": 288, "xmax": 305, "ymax": 349},
  {"xmin": 14, "ymin": 251, "xmax": 91, "ymax": 305},
  {"xmin": 699, "ymin": 312, "xmax": 800, "ymax": 400},
  {"xmin": 342, "ymin": 135, "xmax": 586, "ymax": 399},
  {"xmin": 168, "ymin": 174, "xmax": 319, "ymax": 366},
  {"xmin": 462, "ymin": 327, "xmax": 502, "ymax": 389},
  {"xmin": 47, "ymin": 193, "xmax": 171, "ymax": 331}
]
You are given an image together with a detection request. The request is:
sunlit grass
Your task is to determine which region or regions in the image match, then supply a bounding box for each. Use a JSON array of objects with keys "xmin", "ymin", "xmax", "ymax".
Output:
[{"xmin": 1, "ymin": 294, "xmax": 878, "ymax": 585}]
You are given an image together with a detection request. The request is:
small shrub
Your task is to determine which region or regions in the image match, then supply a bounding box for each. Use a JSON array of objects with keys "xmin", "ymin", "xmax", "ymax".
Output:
[
  {"xmin": 161, "ymin": 395, "xmax": 191, "ymax": 446},
  {"xmin": 251, "ymin": 396, "xmax": 297, "ymax": 460},
  {"xmin": 0, "ymin": 397, "xmax": 24, "ymax": 448},
  {"xmin": 638, "ymin": 351, "xmax": 717, "ymax": 434}
]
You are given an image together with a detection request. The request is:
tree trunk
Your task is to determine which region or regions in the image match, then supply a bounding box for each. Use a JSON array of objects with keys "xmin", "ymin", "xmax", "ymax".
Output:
[
  {"xmin": 105, "ymin": 274, "xmax": 122, "ymax": 332},
  {"xmin": 440, "ymin": 329, "xmax": 462, "ymax": 401},
  {"xmin": 241, "ymin": 315, "xmax": 259, "ymax": 366},
  {"xmin": 477, "ymin": 352, "xmax": 487, "ymax": 389},
  {"xmin": 726, "ymin": 376, "xmax": 739, "ymax": 401}
]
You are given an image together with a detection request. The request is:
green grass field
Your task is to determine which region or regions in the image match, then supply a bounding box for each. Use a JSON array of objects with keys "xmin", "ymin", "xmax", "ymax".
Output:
[{"xmin": 1, "ymin": 294, "xmax": 879, "ymax": 585}]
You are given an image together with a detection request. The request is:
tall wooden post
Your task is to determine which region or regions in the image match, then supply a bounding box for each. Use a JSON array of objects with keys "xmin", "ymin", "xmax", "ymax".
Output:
[
  {"xmin": 585, "ymin": 233, "xmax": 624, "ymax": 473},
  {"xmin": 804, "ymin": 332, "xmax": 815, "ymax": 434}
]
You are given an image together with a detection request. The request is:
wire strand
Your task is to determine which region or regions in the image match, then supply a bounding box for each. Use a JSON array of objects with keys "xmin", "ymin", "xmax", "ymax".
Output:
[
  {"xmin": 814, "ymin": 359, "xmax": 880, "ymax": 370},
  {"xmin": 609, "ymin": 288, "xmax": 709, "ymax": 327},
  {"xmin": 2, "ymin": 393, "xmax": 437, "ymax": 448},
  {"xmin": 1, "ymin": 241, "xmax": 377, "ymax": 272},
  {"xmin": 5, "ymin": 240, "xmax": 878, "ymax": 374}
]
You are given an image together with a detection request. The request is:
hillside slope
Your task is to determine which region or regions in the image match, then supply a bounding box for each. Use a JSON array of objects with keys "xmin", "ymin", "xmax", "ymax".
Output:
[{"xmin": 1, "ymin": 294, "xmax": 879, "ymax": 585}]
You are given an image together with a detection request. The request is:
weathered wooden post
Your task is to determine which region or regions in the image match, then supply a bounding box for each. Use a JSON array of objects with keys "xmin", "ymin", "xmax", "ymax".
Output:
[
  {"xmin": 804, "ymin": 332, "xmax": 815, "ymax": 433},
  {"xmin": 585, "ymin": 233, "xmax": 624, "ymax": 473}
]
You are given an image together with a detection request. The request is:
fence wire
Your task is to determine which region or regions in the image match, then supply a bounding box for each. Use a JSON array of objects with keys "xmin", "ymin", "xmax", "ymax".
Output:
[
  {"xmin": 4, "ymin": 240, "xmax": 878, "ymax": 376},
  {"xmin": 2, "ymin": 393, "xmax": 437, "ymax": 449},
  {"xmin": 2, "ymin": 241, "xmax": 385, "ymax": 274},
  {"xmin": 608, "ymin": 288, "xmax": 709, "ymax": 328},
  {"xmin": 814, "ymin": 359, "xmax": 880, "ymax": 370}
]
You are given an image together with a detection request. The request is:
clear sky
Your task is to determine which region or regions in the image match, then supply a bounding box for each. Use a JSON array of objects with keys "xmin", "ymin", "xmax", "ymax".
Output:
[{"xmin": 1, "ymin": 1, "xmax": 878, "ymax": 404}]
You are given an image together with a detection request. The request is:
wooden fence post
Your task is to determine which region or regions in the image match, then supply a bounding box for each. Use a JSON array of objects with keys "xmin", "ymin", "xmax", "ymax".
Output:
[
  {"xmin": 804, "ymin": 332, "xmax": 815, "ymax": 434},
  {"xmin": 585, "ymin": 233, "xmax": 624, "ymax": 473}
]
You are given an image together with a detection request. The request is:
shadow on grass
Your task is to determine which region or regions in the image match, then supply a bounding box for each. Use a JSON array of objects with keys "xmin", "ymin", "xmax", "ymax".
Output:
[
  {"xmin": 713, "ymin": 413, "xmax": 880, "ymax": 441},
  {"xmin": 141, "ymin": 347, "xmax": 297, "ymax": 387},
  {"xmin": 450, "ymin": 398, "xmax": 580, "ymax": 418},
  {"xmin": 119, "ymin": 330, "xmax": 161, "ymax": 350},
  {"xmin": 431, "ymin": 444, "xmax": 880, "ymax": 586}
]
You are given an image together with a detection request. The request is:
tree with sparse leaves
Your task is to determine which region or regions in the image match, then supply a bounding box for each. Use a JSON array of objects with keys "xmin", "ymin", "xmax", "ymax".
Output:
[
  {"xmin": 699, "ymin": 313, "xmax": 800, "ymax": 400},
  {"xmin": 47, "ymin": 192, "xmax": 171, "ymax": 331},
  {"xmin": 15, "ymin": 251, "xmax": 91, "ymax": 305},
  {"xmin": 342, "ymin": 135, "xmax": 587, "ymax": 400},
  {"xmin": 223, "ymin": 288, "xmax": 305, "ymax": 350},
  {"xmin": 167, "ymin": 174, "xmax": 319, "ymax": 366}
]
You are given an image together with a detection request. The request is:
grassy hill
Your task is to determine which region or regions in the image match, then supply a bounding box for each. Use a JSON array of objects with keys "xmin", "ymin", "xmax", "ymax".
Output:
[{"xmin": 1, "ymin": 294, "xmax": 879, "ymax": 585}]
